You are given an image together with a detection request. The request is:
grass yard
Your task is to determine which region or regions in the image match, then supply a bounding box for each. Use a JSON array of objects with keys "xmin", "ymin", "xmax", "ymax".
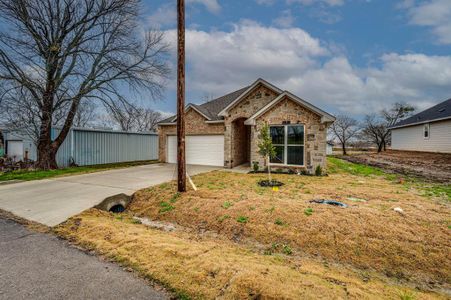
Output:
[
  {"xmin": 56, "ymin": 158, "xmax": 451, "ymax": 299},
  {"xmin": 0, "ymin": 160, "xmax": 158, "ymax": 182}
]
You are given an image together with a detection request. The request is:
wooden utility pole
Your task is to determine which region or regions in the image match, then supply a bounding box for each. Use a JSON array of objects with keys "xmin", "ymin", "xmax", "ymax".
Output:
[{"xmin": 177, "ymin": 0, "xmax": 186, "ymax": 192}]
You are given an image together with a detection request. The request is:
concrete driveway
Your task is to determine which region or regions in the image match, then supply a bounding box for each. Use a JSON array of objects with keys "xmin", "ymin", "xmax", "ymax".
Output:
[{"xmin": 0, "ymin": 164, "xmax": 217, "ymax": 226}]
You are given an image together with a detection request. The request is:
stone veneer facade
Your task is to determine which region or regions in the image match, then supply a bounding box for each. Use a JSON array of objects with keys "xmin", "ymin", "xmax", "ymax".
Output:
[{"xmin": 158, "ymin": 83, "xmax": 329, "ymax": 172}]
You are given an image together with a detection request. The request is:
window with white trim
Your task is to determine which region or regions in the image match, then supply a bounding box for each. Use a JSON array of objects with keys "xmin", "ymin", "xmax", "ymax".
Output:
[
  {"xmin": 423, "ymin": 123, "xmax": 430, "ymax": 139},
  {"xmin": 270, "ymin": 124, "xmax": 304, "ymax": 166}
]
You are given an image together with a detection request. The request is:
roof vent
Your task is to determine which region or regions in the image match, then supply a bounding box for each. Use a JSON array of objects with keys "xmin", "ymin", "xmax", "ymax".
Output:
[{"xmin": 438, "ymin": 108, "xmax": 445, "ymax": 113}]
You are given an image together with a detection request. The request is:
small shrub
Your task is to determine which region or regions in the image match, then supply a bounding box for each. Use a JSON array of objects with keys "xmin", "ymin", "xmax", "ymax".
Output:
[
  {"xmin": 304, "ymin": 208, "xmax": 313, "ymax": 216},
  {"xmin": 236, "ymin": 216, "xmax": 249, "ymax": 223},
  {"xmin": 274, "ymin": 218, "xmax": 285, "ymax": 226},
  {"xmin": 315, "ymin": 165, "xmax": 322, "ymax": 176},
  {"xmin": 131, "ymin": 218, "xmax": 142, "ymax": 224},
  {"xmin": 159, "ymin": 201, "xmax": 175, "ymax": 213},
  {"xmin": 218, "ymin": 215, "xmax": 231, "ymax": 222},
  {"xmin": 252, "ymin": 161, "xmax": 259, "ymax": 172},
  {"xmin": 222, "ymin": 201, "xmax": 233, "ymax": 209}
]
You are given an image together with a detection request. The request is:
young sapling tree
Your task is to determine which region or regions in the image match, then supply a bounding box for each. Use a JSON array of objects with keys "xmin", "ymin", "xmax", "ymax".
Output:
[{"xmin": 258, "ymin": 123, "xmax": 276, "ymax": 183}]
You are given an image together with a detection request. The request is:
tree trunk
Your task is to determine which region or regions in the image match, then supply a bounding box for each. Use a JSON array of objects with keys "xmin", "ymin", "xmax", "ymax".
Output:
[
  {"xmin": 342, "ymin": 142, "xmax": 347, "ymax": 155},
  {"xmin": 383, "ymin": 140, "xmax": 387, "ymax": 151},
  {"xmin": 267, "ymin": 156, "xmax": 272, "ymax": 182},
  {"xmin": 36, "ymin": 121, "xmax": 58, "ymax": 169},
  {"xmin": 377, "ymin": 142, "xmax": 383, "ymax": 153}
]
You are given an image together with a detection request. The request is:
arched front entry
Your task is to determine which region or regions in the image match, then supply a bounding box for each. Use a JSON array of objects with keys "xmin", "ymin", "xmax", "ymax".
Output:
[{"xmin": 231, "ymin": 117, "xmax": 251, "ymax": 167}]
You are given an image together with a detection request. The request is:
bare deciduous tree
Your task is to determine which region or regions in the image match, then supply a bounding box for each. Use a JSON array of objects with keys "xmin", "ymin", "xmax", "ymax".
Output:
[
  {"xmin": 361, "ymin": 103, "xmax": 415, "ymax": 152},
  {"xmin": 103, "ymin": 101, "xmax": 163, "ymax": 132},
  {"xmin": 0, "ymin": 0, "xmax": 170, "ymax": 169},
  {"xmin": 330, "ymin": 115, "xmax": 360, "ymax": 155}
]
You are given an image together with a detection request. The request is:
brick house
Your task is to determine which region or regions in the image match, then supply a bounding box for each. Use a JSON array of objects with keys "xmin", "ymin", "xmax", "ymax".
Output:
[{"xmin": 158, "ymin": 79, "xmax": 336, "ymax": 173}]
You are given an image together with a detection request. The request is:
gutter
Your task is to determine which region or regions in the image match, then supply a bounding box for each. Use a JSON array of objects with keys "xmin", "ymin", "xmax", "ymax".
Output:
[{"xmin": 389, "ymin": 116, "xmax": 451, "ymax": 130}]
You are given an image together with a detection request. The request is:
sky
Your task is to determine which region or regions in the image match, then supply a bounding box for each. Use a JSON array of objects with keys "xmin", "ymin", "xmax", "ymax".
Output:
[{"xmin": 139, "ymin": 0, "xmax": 451, "ymax": 118}]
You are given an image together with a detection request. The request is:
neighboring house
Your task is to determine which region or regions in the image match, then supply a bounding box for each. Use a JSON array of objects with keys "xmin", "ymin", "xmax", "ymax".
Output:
[
  {"xmin": 158, "ymin": 78, "xmax": 336, "ymax": 172},
  {"xmin": 2, "ymin": 127, "xmax": 158, "ymax": 166},
  {"xmin": 390, "ymin": 98, "xmax": 451, "ymax": 153},
  {"xmin": 326, "ymin": 142, "xmax": 334, "ymax": 155}
]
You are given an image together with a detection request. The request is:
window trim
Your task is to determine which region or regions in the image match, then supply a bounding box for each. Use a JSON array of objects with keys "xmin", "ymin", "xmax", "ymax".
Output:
[
  {"xmin": 423, "ymin": 123, "xmax": 430, "ymax": 140},
  {"xmin": 269, "ymin": 124, "xmax": 305, "ymax": 167}
]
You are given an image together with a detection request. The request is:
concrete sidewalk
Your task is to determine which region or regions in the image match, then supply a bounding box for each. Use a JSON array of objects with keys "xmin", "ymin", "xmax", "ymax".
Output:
[
  {"xmin": 0, "ymin": 216, "xmax": 169, "ymax": 299},
  {"xmin": 0, "ymin": 164, "xmax": 217, "ymax": 226}
]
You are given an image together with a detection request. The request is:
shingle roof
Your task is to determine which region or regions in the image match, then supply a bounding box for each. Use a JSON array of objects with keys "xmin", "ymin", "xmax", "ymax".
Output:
[
  {"xmin": 158, "ymin": 86, "xmax": 249, "ymax": 124},
  {"xmin": 391, "ymin": 98, "xmax": 451, "ymax": 129}
]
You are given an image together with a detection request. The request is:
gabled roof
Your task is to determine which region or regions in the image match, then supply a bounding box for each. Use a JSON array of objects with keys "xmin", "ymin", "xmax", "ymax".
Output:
[
  {"xmin": 391, "ymin": 98, "xmax": 451, "ymax": 129},
  {"xmin": 217, "ymin": 78, "xmax": 283, "ymax": 117},
  {"xmin": 244, "ymin": 91, "xmax": 336, "ymax": 125},
  {"xmin": 158, "ymin": 86, "xmax": 249, "ymax": 125},
  {"xmin": 158, "ymin": 78, "xmax": 335, "ymax": 126}
]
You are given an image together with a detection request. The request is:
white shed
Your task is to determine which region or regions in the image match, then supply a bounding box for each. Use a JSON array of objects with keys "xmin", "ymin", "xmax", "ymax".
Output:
[{"xmin": 390, "ymin": 99, "xmax": 451, "ymax": 153}]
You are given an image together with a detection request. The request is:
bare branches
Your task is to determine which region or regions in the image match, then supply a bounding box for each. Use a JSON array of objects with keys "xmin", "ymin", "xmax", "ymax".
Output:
[
  {"xmin": 330, "ymin": 115, "xmax": 360, "ymax": 155},
  {"xmin": 103, "ymin": 101, "xmax": 163, "ymax": 132},
  {"xmin": 0, "ymin": 0, "xmax": 170, "ymax": 168},
  {"xmin": 361, "ymin": 103, "xmax": 415, "ymax": 152}
]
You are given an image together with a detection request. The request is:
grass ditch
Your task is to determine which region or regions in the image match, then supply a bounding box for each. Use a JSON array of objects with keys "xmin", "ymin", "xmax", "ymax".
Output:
[
  {"xmin": 128, "ymin": 158, "xmax": 450, "ymax": 290},
  {"xmin": 55, "ymin": 209, "xmax": 446, "ymax": 299}
]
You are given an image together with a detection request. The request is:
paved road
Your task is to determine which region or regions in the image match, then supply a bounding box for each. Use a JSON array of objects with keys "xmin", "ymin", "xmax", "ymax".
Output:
[
  {"xmin": 0, "ymin": 217, "xmax": 168, "ymax": 300},
  {"xmin": 0, "ymin": 164, "xmax": 217, "ymax": 226}
]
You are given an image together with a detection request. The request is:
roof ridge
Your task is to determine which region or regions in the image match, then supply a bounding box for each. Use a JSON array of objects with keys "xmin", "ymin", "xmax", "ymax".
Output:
[{"xmin": 198, "ymin": 85, "xmax": 250, "ymax": 108}]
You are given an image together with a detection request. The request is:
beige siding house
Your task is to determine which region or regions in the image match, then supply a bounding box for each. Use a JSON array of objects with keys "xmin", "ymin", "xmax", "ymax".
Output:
[
  {"xmin": 391, "ymin": 98, "xmax": 451, "ymax": 153},
  {"xmin": 158, "ymin": 79, "xmax": 336, "ymax": 173}
]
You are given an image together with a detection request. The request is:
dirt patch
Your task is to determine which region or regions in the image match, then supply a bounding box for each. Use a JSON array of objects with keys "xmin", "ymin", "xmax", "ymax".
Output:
[
  {"xmin": 128, "ymin": 166, "xmax": 450, "ymax": 292},
  {"xmin": 55, "ymin": 209, "xmax": 446, "ymax": 299},
  {"xmin": 339, "ymin": 150, "xmax": 451, "ymax": 183}
]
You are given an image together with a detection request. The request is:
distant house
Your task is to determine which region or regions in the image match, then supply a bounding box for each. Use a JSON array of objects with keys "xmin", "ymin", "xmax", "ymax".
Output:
[
  {"xmin": 158, "ymin": 78, "xmax": 336, "ymax": 172},
  {"xmin": 326, "ymin": 142, "xmax": 334, "ymax": 155},
  {"xmin": 390, "ymin": 98, "xmax": 451, "ymax": 153}
]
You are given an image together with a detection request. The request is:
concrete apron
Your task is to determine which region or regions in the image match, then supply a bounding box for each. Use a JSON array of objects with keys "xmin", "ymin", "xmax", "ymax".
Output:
[{"xmin": 0, "ymin": 164, "xmax": 218, "ymax": 227}]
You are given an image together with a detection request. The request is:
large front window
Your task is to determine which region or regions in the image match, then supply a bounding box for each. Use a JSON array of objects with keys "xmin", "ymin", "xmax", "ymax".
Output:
[{"xmin": 270, "ymin": 124, "xmax": 304, "ymax": 166}]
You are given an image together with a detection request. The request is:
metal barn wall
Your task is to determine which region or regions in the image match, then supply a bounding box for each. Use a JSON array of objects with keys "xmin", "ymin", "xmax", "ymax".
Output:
[{"xmin": 52, "ymin": 128, "xmax": 158, "ymax": 167}]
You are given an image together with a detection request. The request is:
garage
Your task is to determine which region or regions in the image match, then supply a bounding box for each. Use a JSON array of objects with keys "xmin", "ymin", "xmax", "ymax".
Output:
[{"xmin": 167, "ymin": 135, "xmax": 224, "ymax": 166}]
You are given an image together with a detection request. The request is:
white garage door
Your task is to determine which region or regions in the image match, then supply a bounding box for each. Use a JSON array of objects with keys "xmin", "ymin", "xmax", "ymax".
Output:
[{"xmin": 167, "ymin": 135, "xmax": 224, "ymax": 166}]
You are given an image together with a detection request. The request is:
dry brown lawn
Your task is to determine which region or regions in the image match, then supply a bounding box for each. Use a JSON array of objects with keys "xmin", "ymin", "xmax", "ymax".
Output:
[
  {"xmin": 56, "ymin": 158, "xmax": 451, "ymax": 299},
  {"xmin": 56, "ymin": 210, "xmax": 446, "ymax": 299}
]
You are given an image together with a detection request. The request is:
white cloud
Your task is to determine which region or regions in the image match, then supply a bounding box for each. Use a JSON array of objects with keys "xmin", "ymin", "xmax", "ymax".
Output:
[
  {"xmin": 163, "ymin": 22, "xmax": 451, "ymax": 116},
  {"xmin": 273, "ymin": 10, "xmax": 296, "ymax": 28},
  {"xmin": 187, "ymin": 0, "xmax": 221, "ymax": 14},
  {"xmin": 403, "ymin": 0, "xmax": 451, "ymax": 44},
  {"xmin": 147, "ymin": 4, "xmax": 177, "ymax": 28},
  {"xmin": 255, "ymin": 0, "xmax": 276, "ymax": 5},
  {"xmin": 287, "ymin": 0, "xmax": 345, "ymax": 7}
]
